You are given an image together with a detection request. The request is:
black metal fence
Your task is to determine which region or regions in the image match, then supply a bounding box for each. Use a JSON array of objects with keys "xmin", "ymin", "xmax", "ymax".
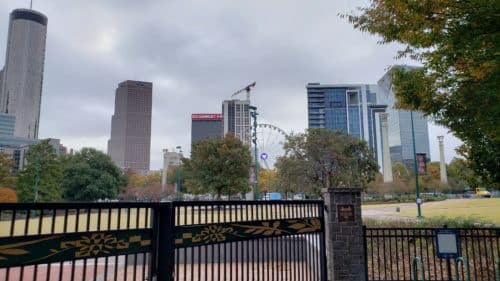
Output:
[
  {"xmin": 0, "ymin": 201, "xmax": 327, "ymax": 281},
  {"xmin": 0, "ymin": 202, "xmax": 154, "ymax": 281},
  {"xmin": 364, "ymin": 227, "xmax": 500, "ymax": 281},
  {"xmin": 172, "ymin": 200, "xmax": 327, "ymax": 281}
]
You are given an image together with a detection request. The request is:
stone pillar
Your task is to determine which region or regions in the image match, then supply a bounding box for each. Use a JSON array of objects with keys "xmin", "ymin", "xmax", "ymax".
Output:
[
  {"xmin": 437, "ymin": 136, "xmax": 448, "ymax": 184},
  {"xmin": 323, "ymin": 188, "xmax": 365, "ymax": 281},
  {"xmin": 380, "ymin": 113, "xmax": 393, "ymax": 182}
]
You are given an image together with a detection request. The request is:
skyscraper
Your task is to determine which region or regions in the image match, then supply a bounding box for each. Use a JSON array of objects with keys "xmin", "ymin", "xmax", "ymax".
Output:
[
  {"xmin": 222, "ymin": 100, "xmax": 251, "ymax": 145},
  {"xmin": 191, "ymin": 113, "xmax": 223, "ymax": 146},
  {"xmin": 306, "ymin": 83, "xmax": 386, "ymax": 160},
  {"xmin": 108, "ymin": 80, "xmax": 152, "ymax": 172},
  {"xmin": 377, "ymin": 67, "xmax": 431, "ymax": 169},
  {"xmin": 0, "ymin": 9, "xmax": 48, "ymax": 139}
]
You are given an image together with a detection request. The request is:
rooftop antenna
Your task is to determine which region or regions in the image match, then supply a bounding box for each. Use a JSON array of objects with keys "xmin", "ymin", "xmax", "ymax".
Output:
[{"xmin": 30, "ymin": 0, "xmax": 33, "ymax": 9}]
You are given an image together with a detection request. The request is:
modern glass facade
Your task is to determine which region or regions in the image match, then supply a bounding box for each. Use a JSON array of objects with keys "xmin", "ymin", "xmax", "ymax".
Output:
[
  {"xmin": 0, "ymin": 113, "xmax": 15, "ymax": 136},
  {"xmin": 307, "ymin": 83, "xmax": 383, "ymax": 153},
  {"xmin": 377, "ymin": 67, "xmax": 431, "ymax": 170}
]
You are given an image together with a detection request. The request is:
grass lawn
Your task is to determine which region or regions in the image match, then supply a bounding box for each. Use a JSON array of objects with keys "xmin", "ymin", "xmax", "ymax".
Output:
[{"xmin": 364, "ymin": 198, "xmax": 500, "ymax": 225}]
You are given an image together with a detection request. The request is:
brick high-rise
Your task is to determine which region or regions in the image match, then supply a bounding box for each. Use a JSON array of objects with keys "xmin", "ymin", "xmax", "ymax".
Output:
[{"xmin": 108, "ymin": 80, "xmax": 152, "ymax": 172}]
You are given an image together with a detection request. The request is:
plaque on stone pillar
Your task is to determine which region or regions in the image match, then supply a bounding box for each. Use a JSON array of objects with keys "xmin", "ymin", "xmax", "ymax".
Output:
[{"xmin": 337, "ymin": 204, "xmax": 354, "ymax": 222}]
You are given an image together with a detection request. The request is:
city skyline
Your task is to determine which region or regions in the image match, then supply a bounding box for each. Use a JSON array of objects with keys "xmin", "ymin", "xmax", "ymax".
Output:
[{"xmin": 0, "ymin": 1, "xmax": 461, "ymax": 169}]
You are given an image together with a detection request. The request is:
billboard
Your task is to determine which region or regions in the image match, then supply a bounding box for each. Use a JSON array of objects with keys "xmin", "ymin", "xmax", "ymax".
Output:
[{"xmin": 416, "ymin": 153, "xmax": 427, "ymax": 175}]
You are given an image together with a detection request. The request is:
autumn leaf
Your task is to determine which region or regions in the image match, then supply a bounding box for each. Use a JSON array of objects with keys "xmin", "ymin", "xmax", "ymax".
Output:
[
  {"xmin": 264, "ymin": 230, "xmax": 274, "ymax": 235},
  {"xmin": 297, "ymin": 228, "xmax": 318, "ymax": 234},
  {"xmin": 0, "ymin": 249, "xmax": 29, "ymax": 255},
  {"xmin": 289, "ymin": 223, "xmax": 306, "ymax": 230}
]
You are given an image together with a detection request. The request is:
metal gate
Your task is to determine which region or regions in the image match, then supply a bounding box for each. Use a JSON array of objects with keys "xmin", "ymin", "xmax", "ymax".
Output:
[
  {"xmin": 170, "ymin": 200, "xmax": 327, "ymax": 281},
  {"xmin": 0, "ymin": 200, "xmax": 327, "ymax": 281}
]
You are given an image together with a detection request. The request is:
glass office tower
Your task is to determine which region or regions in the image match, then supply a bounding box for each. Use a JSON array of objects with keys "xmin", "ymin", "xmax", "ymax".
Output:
[
  {"xmin": 306, "ymin": 83, "xmax": 385, "ymax": 156},
  {"xmin": 377, "ymin": 67, "xmax": 431, "ymax": 169}
]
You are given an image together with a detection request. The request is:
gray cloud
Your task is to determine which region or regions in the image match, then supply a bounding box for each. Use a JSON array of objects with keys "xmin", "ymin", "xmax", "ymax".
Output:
[{"xmin": 0, "ymin": 0, "xmax": 461, "ymax": 169}]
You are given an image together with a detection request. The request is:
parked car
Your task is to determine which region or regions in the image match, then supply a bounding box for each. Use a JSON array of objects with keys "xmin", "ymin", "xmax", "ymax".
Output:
[
  {"xmin": 293, "ymin": 193, "xmax": 305, "ymax": 200},
  {"xmin": 475, "ymin": 188, "xmax": 492, "ymax": 198}
]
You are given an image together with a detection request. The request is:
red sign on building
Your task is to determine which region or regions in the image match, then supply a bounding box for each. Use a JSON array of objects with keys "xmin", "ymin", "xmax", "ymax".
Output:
[{"xmin": 191, "ymin": 113, "xmax": 223, "ymax": 120}]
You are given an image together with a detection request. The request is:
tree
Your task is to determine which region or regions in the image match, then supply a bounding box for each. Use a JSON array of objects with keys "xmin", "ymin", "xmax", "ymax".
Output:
[
  {"xmin": 392, "ymin": 162, "xmax": 410, "ymax": 182},
  {"xmin": 258, "ymin": 169, "xmax": 278, "ymax": 194},
  {"xmin": 0, "ymin": 187, "xmax": 17, "ymax": 203},
  {"xmin": 183, "ymin": 135, "xmax": 252, "ymax": 199},
  {"xmin": 62, "ymin": 148, "xmax": 127, "ymax": 201},
  {"xmin": 126, "ymin": 170, "xmax": 146, "ymax": 187},
  {"xmin": 278, "ymin": 129, "xmax": 378, "ymax": 195},
  {"xmin": 0, "ymin": 152, "xmax": 16, "ymax": 187},
  {"xmin": 274, "ymin": 156, "xmax": 316, "ymax": 197},
  {"xmin": 16, "ymin": 140, "xmax": 63, "ymax": 202},
  {"xmin": 167, "ymin": 165, "xmax": 187, "ymax": 192},
  {"xmin": 419, "ymin": 162, "xmax": 444, "ymax": 192},
  {"xmin": 126, "ymin": 170, "xmax": 162, "ymax": 188},
  {"xmin": 345, "ymin": 0, "xmax": 500, "ymax": 187},
  {"xmin": 145, "ymin": 171, "xmax": 162, "ymax": 186},
  {"xmin": 446, "ymin": 157, "xmax": 495, "ymax": 190}
]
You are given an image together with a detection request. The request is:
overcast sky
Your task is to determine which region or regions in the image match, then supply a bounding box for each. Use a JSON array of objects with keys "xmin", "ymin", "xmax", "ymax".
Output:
[{"xmin": 0, "ymin": 0, "xmax": 461, "ymax": 170}]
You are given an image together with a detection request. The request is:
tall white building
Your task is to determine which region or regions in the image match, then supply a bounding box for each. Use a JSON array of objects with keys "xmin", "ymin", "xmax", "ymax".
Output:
[
  {"xmin": 0, "ymin": 9, "xmax": 48, "ymax": 139},
  {"xmin": 222, "ymin": 99, "xmax": 251, "ymax": 145}
]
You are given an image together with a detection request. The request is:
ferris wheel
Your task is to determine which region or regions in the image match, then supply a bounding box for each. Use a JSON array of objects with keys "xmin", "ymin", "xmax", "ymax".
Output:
[{"xmin": 254, "ymin": 123, "xmax": 288, "ymax": 169}]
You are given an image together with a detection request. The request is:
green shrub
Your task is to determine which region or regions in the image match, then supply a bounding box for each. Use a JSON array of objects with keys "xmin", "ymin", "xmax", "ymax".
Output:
[
  {"xmin": 363, "ymin": 216, "xmax": 495, "ymax": 228},
  {"xmin": 363, "ymin": 193, "xmax": 447, "ymax": 204}
]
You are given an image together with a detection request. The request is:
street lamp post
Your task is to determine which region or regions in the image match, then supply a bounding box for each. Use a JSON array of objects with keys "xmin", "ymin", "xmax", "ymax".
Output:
[
  {"xmin": 410, "ymin": 111, "xmax": 422, "ymax": 218},
  {"xmin": 175, "ymin": 146, "xmax": 183, "ymax": 200},
  {"xmin": 249, "ymin": 106, "xmax": 259, "ymax": 200}
]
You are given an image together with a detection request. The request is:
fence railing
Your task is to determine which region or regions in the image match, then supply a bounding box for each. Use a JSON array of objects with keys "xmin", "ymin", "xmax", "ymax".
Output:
[
  {"xmin": 0, "ymin": 200, "xmax": 327, "ymax": 281},
  {"xmin": 364, "ymin": 227, "xmax": 500, "ymax": 281},
  {"xmin": 0, "ymin": 202, "xmax": 154, "ymax": 281},
  {"xmin": 172, "ymin": 200, "xmax": 327, "ymax": 281}
]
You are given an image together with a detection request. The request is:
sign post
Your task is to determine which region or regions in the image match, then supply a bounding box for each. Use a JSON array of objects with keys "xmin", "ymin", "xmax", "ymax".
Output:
[{"xmin": 435, "ymin": 227, "xmax": 460, "ymax": 281}]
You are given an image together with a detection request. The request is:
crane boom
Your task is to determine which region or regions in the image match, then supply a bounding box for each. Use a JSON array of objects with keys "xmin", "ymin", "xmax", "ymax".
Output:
[{"xmin": 231, "ymin": 82, "xmax": 256, "ymax": 101}]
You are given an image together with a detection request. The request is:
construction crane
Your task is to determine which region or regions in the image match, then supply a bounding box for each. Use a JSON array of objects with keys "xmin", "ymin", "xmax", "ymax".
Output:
[{"xmin": 231, "ymin": 82, "xmax": 256, "ymax": 101}]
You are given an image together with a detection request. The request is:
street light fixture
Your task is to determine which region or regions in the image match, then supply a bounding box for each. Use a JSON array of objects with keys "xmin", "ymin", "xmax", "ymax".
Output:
[
  {"xmin": 249, "ymin": 106, "xmax": 259, "ymax": 200},
  {"xmin": 175, "ymin": 146, "xmax": 183, "ymax": 198}
]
